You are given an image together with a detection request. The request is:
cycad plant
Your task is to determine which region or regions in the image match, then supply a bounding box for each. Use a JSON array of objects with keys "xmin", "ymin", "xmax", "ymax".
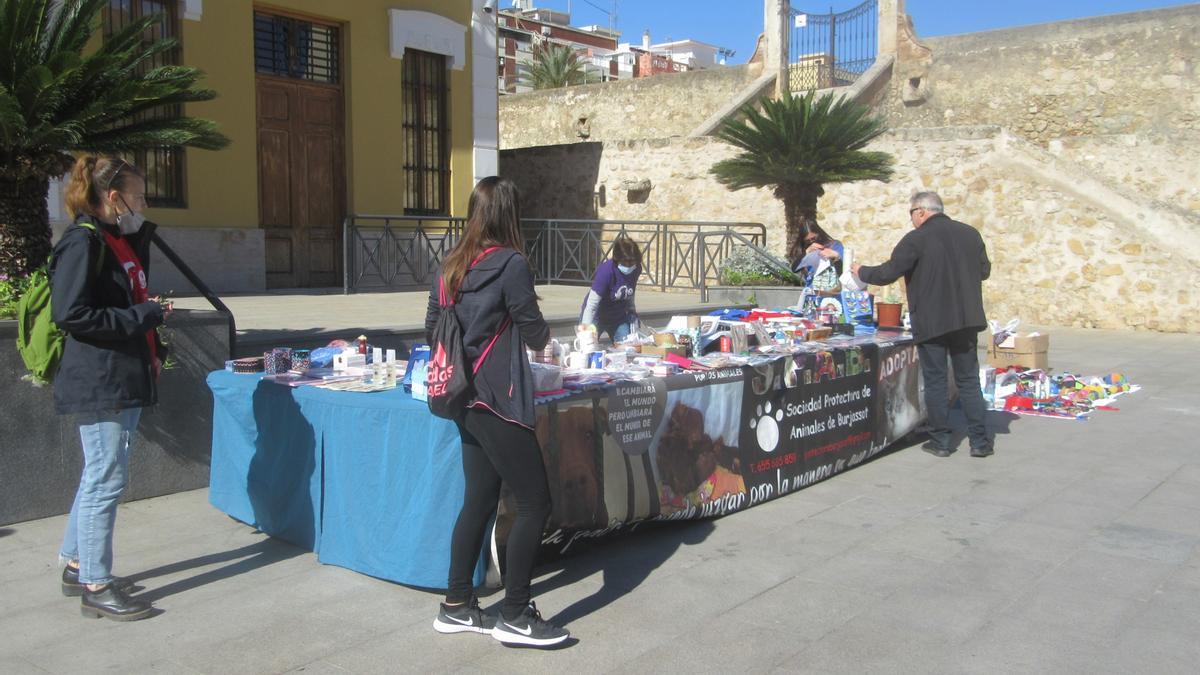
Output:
[
  {"xmin": 710, "ymin": 91, "xmax": 894, "ymax": 262},
  {"xmin": 0, "ymin": 0, "xmax": 229, "ymax": 280},
  {"xmin": 519, "ymin": 40, "xmax": 584, "ymax": 90}
]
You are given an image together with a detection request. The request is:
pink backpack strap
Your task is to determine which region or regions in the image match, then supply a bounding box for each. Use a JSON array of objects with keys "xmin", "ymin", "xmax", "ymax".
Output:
[
  {"xmin": 470, "ymin": 246, "xmax": 503, "ymax": 268},
  {"xmin": 442, "ymin": 246, "xmax": 506, "ymax": 306}
]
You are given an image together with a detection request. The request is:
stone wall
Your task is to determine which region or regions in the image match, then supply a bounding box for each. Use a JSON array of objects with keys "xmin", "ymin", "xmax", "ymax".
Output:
[
  {"xmin": 885, "ymin": 5, "xmax": 1199, "ymax": 143},
  {"xmin": 1050, "ymin": 132, "xmax": 1200, "ymax": 214},
  {"xmin": 499, "ymin": 64, "xmax": 760, "ymax": 148},
  {"xmin": 501, "ymin": 129, "xmax": 1200, "ymax": 332},
  {"xmin": 496, "ymin": 5, "xmax": 1200, "ymax": 332}
]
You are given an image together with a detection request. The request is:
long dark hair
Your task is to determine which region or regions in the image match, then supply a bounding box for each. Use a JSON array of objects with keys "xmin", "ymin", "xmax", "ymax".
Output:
[
  {"xmin": 441, "ymin": 176, "xmax": 523, "ymax": 295},
  {"xmin": 789, "ymin": 222, "xmax": 836, "ymax": 263},
  {"xmin": 804, "ymin": 222, "xmax": 834, "ymax": 247}
]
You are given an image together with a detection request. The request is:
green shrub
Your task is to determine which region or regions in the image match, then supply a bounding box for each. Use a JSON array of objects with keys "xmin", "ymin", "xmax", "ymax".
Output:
[
  {"xmin": 0, "ymin": 273, "xmax": 32, "ymax": 320},
  {"xmin": 717, "ymin": 246, "xmax": 801, "ymax": 287}
]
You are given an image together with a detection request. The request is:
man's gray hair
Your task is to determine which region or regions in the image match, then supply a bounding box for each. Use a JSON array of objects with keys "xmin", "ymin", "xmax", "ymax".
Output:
[{"xmin": 910, "ymin": 191, "xmax": 944, "ymax": 214}]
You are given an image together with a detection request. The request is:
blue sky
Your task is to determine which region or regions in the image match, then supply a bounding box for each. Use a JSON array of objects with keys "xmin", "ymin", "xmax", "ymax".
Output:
[{"xmin": 527, "ymin": 0, "xmax": 1188, "ymax": 64}]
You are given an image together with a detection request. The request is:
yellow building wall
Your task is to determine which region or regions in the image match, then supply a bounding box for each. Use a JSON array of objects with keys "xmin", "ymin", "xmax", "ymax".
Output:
[{"xmin": 150, "ymin": 0, "xmax": 477, "ymax": 229}]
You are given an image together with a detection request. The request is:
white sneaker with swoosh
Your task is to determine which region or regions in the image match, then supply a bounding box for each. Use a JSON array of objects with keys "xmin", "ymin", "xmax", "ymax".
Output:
[{"xmin": 491, "ymin": 601, "xmax": 570, "ymax": 647}]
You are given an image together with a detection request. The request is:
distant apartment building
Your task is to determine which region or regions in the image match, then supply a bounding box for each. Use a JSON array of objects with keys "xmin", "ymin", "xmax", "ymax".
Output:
[
  {"xmin": 497, "ymin": 6, "xmax": 619, "ymax": 93},
  {"xmin": 497, "ymin": 4, "xmax": 727, "ymax": 94}
]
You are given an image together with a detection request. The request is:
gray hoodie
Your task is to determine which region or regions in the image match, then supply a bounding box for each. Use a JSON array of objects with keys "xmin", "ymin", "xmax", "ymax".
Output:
[{"xmin": 424, "ymin": 248, "xmax": 549, "ymax": 428}]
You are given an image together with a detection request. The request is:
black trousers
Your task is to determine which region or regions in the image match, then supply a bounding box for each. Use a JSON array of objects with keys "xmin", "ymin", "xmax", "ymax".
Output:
[
  {"xmin": 446, "ymin": 407, "xmax": 551, "ymax": 620},
  {"xmin": 917, "ymin": 327, "xmax": 991, "ymax": 452}
]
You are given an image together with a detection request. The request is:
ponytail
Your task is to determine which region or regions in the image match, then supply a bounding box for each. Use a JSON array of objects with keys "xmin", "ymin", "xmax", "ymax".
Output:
[{"xmin": 63, "ymin": 155, "xmax": 144, "ymax": 219}]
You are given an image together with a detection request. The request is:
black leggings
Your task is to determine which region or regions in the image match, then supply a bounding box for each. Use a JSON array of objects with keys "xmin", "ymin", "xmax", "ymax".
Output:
[{"xmin": 446, "ymin": 407, "xmax": 551, "ymax": 619}]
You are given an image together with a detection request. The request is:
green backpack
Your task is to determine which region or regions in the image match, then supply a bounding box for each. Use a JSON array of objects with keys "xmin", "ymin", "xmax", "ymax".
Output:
[{"xmin": 15, "ymin": 223, "xmax": 103, "ymax": 386}]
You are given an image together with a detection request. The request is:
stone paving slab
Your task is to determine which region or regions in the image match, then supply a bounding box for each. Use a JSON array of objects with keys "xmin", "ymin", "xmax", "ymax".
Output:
[
  {"xmin": 1, "ymin": 326, "xmax": 1198, "ymax": 673},
  {"xmin": 171, "ymin": 285, "xmax": 737, "ymax": 339}
]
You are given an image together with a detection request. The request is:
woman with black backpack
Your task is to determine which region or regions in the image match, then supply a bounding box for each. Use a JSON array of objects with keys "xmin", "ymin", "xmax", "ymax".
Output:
[
  {"xmin": 424, "ymin": 176, "xmax": 569, "ymax": 647},
  {"xmin": 51, "ymin": 156, "xmax": 170, "ymax": 621}
]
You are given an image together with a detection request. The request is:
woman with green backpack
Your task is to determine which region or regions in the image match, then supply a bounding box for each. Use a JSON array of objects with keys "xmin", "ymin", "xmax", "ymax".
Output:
[{"xmin": 50, "ymin": 155, "xmax": 170, "ymax": 622}]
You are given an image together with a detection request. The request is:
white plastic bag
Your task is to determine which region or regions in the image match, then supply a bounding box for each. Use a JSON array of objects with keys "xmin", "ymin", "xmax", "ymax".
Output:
[
  {"xmin": 988, "ymin": 318, "xmax": 1020, "ymax": 348},
  {"xmin": 839, "ymin": 247, "xmax": 867, "ymax": 292}
]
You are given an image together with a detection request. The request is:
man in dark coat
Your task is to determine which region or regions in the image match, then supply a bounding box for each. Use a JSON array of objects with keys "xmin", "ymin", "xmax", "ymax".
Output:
[{"xmin": 852, "ymin": 191, "xmax": 994, "ymax": 457}]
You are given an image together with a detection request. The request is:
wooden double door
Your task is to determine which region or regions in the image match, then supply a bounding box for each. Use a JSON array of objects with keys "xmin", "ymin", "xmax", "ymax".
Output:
[{"xmin": 257, "ymin": 76, "xmax": 345, "ymax": 288}]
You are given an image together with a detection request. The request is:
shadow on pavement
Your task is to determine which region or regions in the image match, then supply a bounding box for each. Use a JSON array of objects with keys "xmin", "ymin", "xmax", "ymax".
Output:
[
  {"xmin": 948, "ymin": 407, "xmax": 1020, "ymax": 451},
  {"xmin": 521, "ymin": 518, "xmax": 716, "ymax": 627},
  {"xmin": 130, "ymin": 537, "xmax": 305, "ymax": 603}
]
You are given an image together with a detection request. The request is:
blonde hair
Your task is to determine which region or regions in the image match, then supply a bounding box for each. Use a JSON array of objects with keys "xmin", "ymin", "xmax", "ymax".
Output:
[{"xmin": 63, "ymin": 156, "xmax": 144, "ymax": 219}]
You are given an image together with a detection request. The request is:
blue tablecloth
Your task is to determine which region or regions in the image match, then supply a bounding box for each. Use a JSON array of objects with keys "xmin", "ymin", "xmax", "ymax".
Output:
[{"xmin": 207, "ymin": 371, "xmax": 486, "ymax": 589}]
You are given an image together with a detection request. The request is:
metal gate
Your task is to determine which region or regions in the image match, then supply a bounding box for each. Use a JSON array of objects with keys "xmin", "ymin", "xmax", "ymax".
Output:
[{"xmin": 789, "ymin": 0, "xmax": 878, "ymax": 91}]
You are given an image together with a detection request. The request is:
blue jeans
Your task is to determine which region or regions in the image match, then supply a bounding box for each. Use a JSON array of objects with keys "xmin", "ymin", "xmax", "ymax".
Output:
[
  {"xmin": 916, "ymin": 329, "xmax": 990, "ymax": 452},
  {"xmin": 60, "ymin": 408, "xmax": 142, "ymax": 585},
  {"xmin": 602, "ymin": 322, "xmax": 633, "ymax": 343}
]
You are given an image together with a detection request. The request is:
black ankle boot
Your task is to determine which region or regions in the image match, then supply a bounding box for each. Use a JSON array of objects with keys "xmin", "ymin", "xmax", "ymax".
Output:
[
  {"xmin": 81, "ymin": 584, "xmax": 152, "ymax": 621},
  {"xmin": 61, "ymin": 566, "xmax": 134, "ymax": 597}
]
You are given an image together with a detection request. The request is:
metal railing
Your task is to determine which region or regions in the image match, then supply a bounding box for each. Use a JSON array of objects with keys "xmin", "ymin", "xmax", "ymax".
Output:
[
  {"xmin": 343, "ymin": 215, "xmax": 768, "ymax": 294},
  {"xmin": 522, "ymin": 219, "xmax": 768, "ymax": 291},
  {"xmin": 342, "ymin": 214, "xmax": 465, "ymax": 293},
  {"xmin": 149, "ymin": 230, "xmax": 236, "ymax": 360},
  {"xmin": 790, "ymin": 0, "xmax": 878, "ymax": 91}
]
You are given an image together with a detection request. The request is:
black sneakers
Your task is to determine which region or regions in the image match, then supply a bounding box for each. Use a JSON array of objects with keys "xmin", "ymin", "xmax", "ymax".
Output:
[
  {"xmin": 433, "ymin": 597, "xmax": 495, "ymax": 635},
  {"xmin": 491, "ymin": 602, "xmax": 569, "ymax": 647},
  {"xmin": 970, "ymin": 445, "xmax": 995, "ymax": 458}
]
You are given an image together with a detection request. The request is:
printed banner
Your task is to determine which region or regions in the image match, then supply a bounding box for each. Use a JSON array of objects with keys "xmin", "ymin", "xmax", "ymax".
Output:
[{"xmin": 494, "ymin": 343, "xmax": 923, "ymax": 556}]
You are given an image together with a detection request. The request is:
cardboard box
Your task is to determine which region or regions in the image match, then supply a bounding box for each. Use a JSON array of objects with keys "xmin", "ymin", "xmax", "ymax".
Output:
[
  {"xmin": 641, "ymin": 344, "xmax": 688, "ymax": 359},
  {"xmin": 987, "ymin": 333, "xmax": 1049, "ymax": 370}
]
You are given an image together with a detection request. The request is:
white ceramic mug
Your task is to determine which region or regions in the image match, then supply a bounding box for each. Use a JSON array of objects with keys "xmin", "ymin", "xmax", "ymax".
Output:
[
  {"xmin": 574, "ymin": 335, "xmax": 597, "ymax": 353},
  {"xmin": 565, "ymin": 352, "xmax": 587, "ymax": 370}
]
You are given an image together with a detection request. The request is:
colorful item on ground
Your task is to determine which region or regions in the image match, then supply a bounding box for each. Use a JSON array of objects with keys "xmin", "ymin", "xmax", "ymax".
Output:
[{"xmin": 989, "ymin": 368, "xmax": 1140, "ymax": 420}]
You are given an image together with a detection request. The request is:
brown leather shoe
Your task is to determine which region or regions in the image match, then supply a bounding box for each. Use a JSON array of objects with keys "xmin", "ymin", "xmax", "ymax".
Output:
[{"xmin": 80, "ymin": 584, "xmax": 152, "ymax": 621}]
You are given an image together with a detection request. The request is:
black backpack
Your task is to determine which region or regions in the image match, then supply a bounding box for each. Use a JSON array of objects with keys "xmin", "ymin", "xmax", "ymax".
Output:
[{"xmin": 426, "ymin": 247, "xmax": 501, "ymax": 419}]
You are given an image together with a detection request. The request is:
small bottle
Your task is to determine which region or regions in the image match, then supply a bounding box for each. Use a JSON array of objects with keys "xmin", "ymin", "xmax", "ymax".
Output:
[
  {"xmin": 385, "ymin": 359, "xmax": 397, "ymax": 387},
  {"xmin": 357, "ymin": 335, "xmax": 368, "ymax": 355}
]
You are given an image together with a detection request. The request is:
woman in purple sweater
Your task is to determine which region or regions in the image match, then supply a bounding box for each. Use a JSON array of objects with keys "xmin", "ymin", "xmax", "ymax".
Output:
[{"xmin": 579, "ymin": 236, "xmax": 642, "ymax": 342}]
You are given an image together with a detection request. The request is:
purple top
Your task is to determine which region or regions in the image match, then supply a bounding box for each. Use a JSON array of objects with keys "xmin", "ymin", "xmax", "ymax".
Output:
[{"xmin": 581, "ymin": 259, "xmax": 639, "ymax": 328}]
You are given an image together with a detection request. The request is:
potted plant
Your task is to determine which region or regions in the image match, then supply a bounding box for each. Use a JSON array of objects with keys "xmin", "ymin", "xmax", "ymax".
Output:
[
  {"xmin": 876, "ymin": 290, "xmax": 903, "ymax": 327},
  {"xmin": 706, "ymin": 246, "xmax": 804, "ymax": 307}
]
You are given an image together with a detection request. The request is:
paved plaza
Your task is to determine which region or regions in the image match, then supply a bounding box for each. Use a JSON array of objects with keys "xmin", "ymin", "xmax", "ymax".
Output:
[
  {"xmin": 170, "ymin": 285, "xmax": 734, "ymax": 347},
  {"xmin": 2, "ymin": 326, "xmax": 1198, "ymax": 673}
]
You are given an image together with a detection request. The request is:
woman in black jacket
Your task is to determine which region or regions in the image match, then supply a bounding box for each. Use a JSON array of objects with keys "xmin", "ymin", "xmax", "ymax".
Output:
[
  {"xmin": 424, "ymin": 176, "xmax": 568, "ymax": 647},
  {"xmin": 50, "ymin": 156, "xmax": 169, "ymax": 622}
]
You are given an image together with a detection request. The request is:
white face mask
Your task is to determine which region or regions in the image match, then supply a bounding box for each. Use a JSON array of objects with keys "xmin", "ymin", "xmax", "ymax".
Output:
[
  {"xmin": 116, "ymin": 195, "xmax": 145, "ymax": 235},
  {"xmin": 617, "ymin": 264, "xmax": 636, "ymax": 276}
]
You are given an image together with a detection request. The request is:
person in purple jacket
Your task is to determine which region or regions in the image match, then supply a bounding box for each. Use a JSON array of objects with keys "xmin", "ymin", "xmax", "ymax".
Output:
[{"xmin": 579, "ymin": 236, "xmax": 642, "ymax": 342}]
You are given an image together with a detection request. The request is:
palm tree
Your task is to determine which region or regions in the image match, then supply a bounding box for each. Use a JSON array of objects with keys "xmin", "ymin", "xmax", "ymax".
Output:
[
  {"xmin": 710, "ymin": 91, "xmax": 894, "ymax": 263},
  {"xmin": 0, "ymin": 0, "xmax": 229, "ymax": 280},
  {"xmin": 519, "ymin": 40, "xmax": 585, "ymax": 90}
]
